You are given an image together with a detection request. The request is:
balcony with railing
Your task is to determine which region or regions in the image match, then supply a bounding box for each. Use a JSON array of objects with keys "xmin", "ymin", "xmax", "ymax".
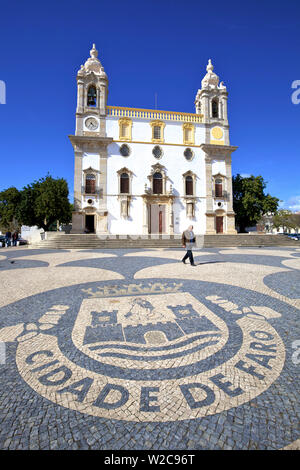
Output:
[
  {"xmin": 107, "ymin": 106, "xmax": 203, "ymax": 123},
  {"xmin": 81, "ymin": 186, "xmax": 101, "ymax": 196},
  {"xmin": 212, "ymin": 189, "xmax": 229, "ymax": 200}
]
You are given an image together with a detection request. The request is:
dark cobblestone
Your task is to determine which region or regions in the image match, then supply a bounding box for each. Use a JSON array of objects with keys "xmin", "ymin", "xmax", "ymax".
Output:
[{"xmin": 0, "ymin": 247, "xmax": 299, "ymax": 450}]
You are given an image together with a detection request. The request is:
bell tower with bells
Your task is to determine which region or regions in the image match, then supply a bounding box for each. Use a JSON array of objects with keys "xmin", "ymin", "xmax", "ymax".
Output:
[
  {"xmin": 75, "ymin": 43, "xmax": 109, "ymax": 136},
  {"xmin": 195, "ymin": 60, "xmax": 237, "ymax": 235},
  {"xmin": 194, "ymin": 59, "xmax": 229, "ymax": 144},
  {"xmin": 69, "ymin": 44, "xmax": 113, "ymax": 235}
]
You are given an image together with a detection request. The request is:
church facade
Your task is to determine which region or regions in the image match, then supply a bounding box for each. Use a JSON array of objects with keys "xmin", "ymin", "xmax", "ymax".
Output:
[{"xmin": 69, "ymin": 44, "xmax": 237, "ymax": 236}]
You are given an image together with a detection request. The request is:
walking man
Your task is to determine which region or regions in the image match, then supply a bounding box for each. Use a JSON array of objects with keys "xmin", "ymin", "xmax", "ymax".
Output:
[{"xmin": 181, "ymin": 225, "xmax": 196, "ymax": 266}]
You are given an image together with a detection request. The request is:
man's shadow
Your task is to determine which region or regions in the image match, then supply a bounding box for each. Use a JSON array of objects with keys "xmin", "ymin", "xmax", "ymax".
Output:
[{"xmin": 192, "ymin": 260, "xmax": 229, "ymax": 266}]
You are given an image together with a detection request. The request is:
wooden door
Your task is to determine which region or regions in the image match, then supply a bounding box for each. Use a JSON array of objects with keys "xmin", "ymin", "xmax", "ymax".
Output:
[
  {"xmin": 216, "ymin": 216, "xmax": 223, "ymax": 234},
  {"xmin": 159, "ymin": 210, "xmax": 163, "ymax": 233}
]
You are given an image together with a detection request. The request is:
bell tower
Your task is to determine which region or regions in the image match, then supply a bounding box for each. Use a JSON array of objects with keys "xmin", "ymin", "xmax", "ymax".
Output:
[
  {"xmin": 194, "ymin": 59, "xmax": 229, "ymax": 143},
  {"xmin": 195, "ymin": 60, "xmax": 237, "ymax": 235},
  {"xmin": 75, "ymin": 44, "xmax": 108, "ymax": 137},
  {"xmin": 69, "ymin": 44, "xmax": 113, "ymax": 235}
]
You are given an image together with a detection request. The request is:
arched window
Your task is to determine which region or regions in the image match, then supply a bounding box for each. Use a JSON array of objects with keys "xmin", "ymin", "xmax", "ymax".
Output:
[
  {"xmin": 215, "ymin": 178, "xmax": 223, "ymax": 197},
  {"xmin": 85, "ymin": 174, "xmax": 96, "ymax": 193},
  {"xmin": 185, "ymin": 175, "xmax": 193, "ymax": 196},
  {"xmin": 212, "ymin": 99, "xmax": 219, "ymax": 118},
  {"xmin": 87, "ymin": 85, "xmax": 97, "ymax": 107},
  {"xmin": 153, "ymin": 172, "xmax": 162, "ymax": 194},
  {"xmin": 120, "ymin": 173, "xmax": 129, "ymax": 194}
]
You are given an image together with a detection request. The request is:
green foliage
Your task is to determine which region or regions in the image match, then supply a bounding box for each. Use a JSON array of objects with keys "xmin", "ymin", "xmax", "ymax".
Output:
[
  {"xmin": 18, "ymin": 175, "xmax": 72, "ymax": 230},
  {"xmin": 233, "ymin": 174, "xmax": 279, "ymax": 232},
  {"xmin": 272, "ymin": 210, "xmax": 300, "ymax": 231},
  {"xmin": 0, "ymin": 175, "xmax": 72, "ymax": 232},
  {"xmin": 0, "ymin": 187, "xmax": 21, "ymax": 231}
]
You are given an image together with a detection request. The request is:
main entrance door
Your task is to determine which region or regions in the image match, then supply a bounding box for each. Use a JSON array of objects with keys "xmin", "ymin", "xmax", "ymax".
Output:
[
  {"xmin": 85, "ymin": 215, "xmax": 95, "ymax": 233},
  {"xmin": 149, "ymin": 204, "xmax": 166, "ymax": 234},
  {"xmin": 216, "ymin": 216, "xmax": 223, "ymax": 234}
]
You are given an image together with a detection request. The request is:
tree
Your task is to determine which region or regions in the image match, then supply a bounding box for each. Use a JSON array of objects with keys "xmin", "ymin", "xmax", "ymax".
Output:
[
  {"xmin": 272, "ymin": 210, "xmax": 299, "ymax": 232},
  {"xmin": 291, "ymin": 212, "xmax": 300, "ymax": 230},
  {"xmin": 232, "ymin": 174, "xmax": 279, "ymax": 233},
  {"xmin": 0, "ymin": 187, "xmax": 21, "ymax": 232},
  {"xmin": 17, "ymin": 175, "xmax": 72, "ymax": 231}
]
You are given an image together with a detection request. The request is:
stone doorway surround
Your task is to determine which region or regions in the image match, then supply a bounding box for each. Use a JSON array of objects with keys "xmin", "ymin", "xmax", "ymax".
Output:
[
  {"xmin": 149, "ymin": 204, "xmax": 166, "ymax": 234},
  {"xmin": 141, "ymin": 194, "xmax": 175, "ymax": 235}
]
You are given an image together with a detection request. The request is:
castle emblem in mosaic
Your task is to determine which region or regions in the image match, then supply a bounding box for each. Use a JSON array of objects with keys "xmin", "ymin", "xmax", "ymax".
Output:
[
  {"xmin": 72, "ymin": 291, "xmax": 228, "ymax": 372},
  {"xmin": 0, "ymin": 281, "xmax": 286, "ymax": 422}
]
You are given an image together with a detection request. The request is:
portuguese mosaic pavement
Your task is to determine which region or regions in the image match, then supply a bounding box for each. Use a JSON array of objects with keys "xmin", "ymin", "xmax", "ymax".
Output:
[{"xmin": 0, "ymin": 246, "xmax": 299, "ymax": 450}]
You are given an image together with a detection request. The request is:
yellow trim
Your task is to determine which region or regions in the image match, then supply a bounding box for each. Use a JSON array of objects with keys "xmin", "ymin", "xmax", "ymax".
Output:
[
  {"xmin": 210, "ymin": 140, "xmax": 224, "ymax": 145},
  {"xmin": 113, "ymin": 140, "xmax": 201, "ymax": 148},
  {"xmin": 107, "ymin": 106, "xmax": 203, "ymax": 123},
  {"xmin": 211, "ymin": 126, "xmax": 223, "ymax": 140},
  {"xmin": 182, "ymin": 122, "xmax": 195, "ymax": 145},
  {"xmin": 118, "ymin": 117, "xmax": 132, "ymax": 141}
]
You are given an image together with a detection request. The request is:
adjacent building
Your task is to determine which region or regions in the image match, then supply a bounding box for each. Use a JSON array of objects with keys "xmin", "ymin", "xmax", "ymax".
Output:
[{"xmin": 69, "ymin": 44, "xmax": 237, "ymax": 235}]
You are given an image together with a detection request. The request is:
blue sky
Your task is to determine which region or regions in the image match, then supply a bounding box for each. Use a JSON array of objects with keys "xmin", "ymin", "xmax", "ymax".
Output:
[{"xmin": 0, "ymin": 0, "xmax": 299, "ymax": 210}]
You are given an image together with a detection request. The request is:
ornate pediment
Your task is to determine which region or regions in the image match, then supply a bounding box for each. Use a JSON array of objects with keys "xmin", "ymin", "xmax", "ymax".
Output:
[
  {"xmin": 117, "ymin": 166, "xmax": 133, "ymax": 176},
  {"xmin": 83, "ymin": 166, "xmax": 101, "ymax": 174},
  {"xmin": 182, "ymin": 170, "xmax": 197, "ymax": 178},
  {"xmin": 212, "ymin": 172, "xmax": 226, "ymax": 179},
  {"xmin": 148, "ymin": 163, "xmax": 167, "ymax": 178}
]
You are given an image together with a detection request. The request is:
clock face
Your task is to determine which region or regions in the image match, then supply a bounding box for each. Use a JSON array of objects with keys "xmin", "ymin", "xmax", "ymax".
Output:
[{"xmin": 85, "ymin": 117, "xmax": 99, "ymax": 131}]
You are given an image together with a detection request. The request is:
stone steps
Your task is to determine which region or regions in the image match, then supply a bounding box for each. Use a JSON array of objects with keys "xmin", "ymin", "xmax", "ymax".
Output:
[
  {"xmin": 30, "ymin": 233, "xmax": 299, "ymax": 249},
  {"xmin": 203, "ymin": 234, "xmax": 299, "ymax": 247}
]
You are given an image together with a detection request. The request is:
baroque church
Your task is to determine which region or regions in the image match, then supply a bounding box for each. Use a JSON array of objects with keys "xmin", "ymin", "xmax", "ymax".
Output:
[{"xmin": 69, "ymin": 44, "xmax": 237, "ymax": 236}]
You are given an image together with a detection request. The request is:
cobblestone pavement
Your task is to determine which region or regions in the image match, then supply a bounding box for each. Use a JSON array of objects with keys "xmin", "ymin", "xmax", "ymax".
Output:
[{"xmin": 0, "ymin": 246, "xmax": 299, "ymax": 450}]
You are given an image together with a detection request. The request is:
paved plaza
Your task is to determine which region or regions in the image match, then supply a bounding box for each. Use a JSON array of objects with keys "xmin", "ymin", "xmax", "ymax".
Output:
[{"xmin": 0, "ymin": 246, "xmax": 299, "ymax": 451}]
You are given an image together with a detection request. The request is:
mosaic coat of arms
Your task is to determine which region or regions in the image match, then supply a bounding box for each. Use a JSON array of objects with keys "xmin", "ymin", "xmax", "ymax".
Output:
[{"xmin": 0, "ymin": 281, "xmax": 285, "ymax": 422}]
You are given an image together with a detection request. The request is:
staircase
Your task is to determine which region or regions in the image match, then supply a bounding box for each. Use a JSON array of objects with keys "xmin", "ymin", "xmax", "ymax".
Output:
[
  {"xmin": 203, "ymin": 234, "xmax": 299, "ymax": 248},
  {"xmin": 31, "ymin": 233, "xmax": 182, "ymax": 249},
  {"xmin": 30, "ymin": 233, "xmax": 299, "ymax": 249}
]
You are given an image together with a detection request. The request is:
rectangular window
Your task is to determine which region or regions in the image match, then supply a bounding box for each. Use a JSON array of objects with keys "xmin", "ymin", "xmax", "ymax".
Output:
[
  {"xmin": 183, "ymin": 124, "xmax": 194, "ymax": 145},
  {"xmin": 121, "ymin": 124, "xmax": 128, "ymax": 138},
  {"xmin": 184, "ymin": 128, "xmax": 192, "ymax": 142},
  {"xmin": 185, "ymin": 177, "xmax": 193, "ymax": 196},
  {"xmin": 120, "ymin": 173, "xmax": 129, "ymax": 194},
  {"xmin": 153, "ymin": 126, "xmax": 161, "ymax": 140},
  {"xmin": 86, "ymin": 179, "xmax": 96, "ymax": 194},
  {"xmin": 215, "ymin": 181, "xmax": 223, "ymax": 197}
]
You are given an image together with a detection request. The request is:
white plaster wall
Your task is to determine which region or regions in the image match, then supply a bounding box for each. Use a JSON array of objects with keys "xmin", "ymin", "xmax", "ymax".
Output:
[
  {"xmin": 106, "ymin": 116, "xmax": 206, "ymax": 146},
  {"xmin": 82, "ymin": 153, "xmax": 100, "ymax": 172},
  {"xmin": 105, "ymin": 137, "xmax": 207, "ymax": 234},
  {"xmin": 211, "ymin": 159, "xmax": 226, "ymax": 176}
]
